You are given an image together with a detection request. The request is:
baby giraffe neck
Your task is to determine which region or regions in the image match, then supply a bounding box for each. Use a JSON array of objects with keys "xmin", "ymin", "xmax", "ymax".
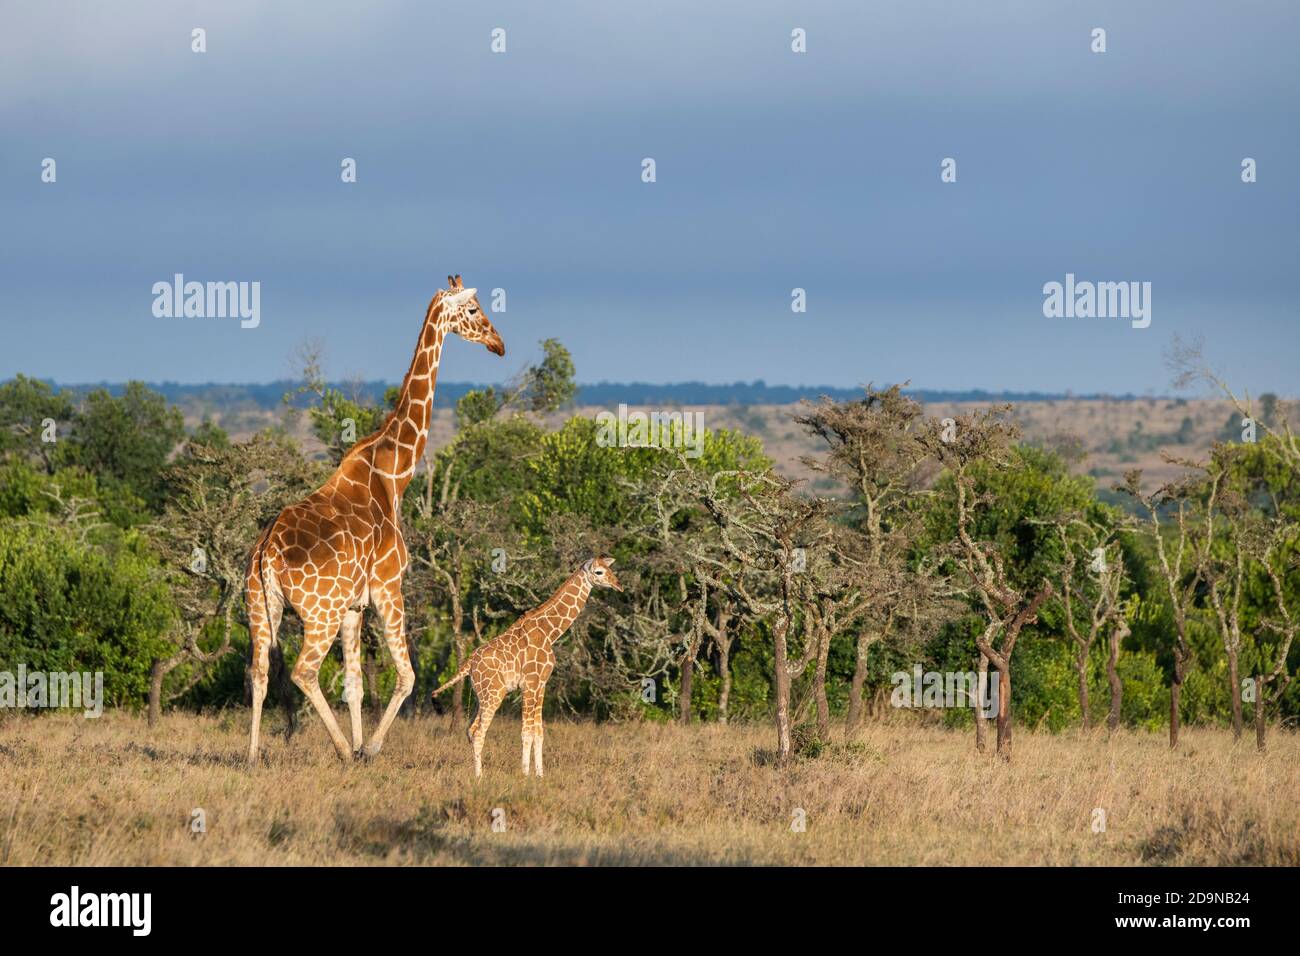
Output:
[{"xmin": 539, "ymin": 572, "xmax": 593, "ymax": 646}]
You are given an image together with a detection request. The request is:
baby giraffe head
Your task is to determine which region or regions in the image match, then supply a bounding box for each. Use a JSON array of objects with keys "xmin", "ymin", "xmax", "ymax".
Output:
[
  {"xmin": 582, "ymin": 556, "xmax": 623, "ymax": 592},
  {"xmin": 439, "ymin": 274, "xmax": 504, "ymax": 356}
]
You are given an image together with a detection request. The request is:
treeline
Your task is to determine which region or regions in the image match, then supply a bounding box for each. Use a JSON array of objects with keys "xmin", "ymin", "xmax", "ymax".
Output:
[
  {"xmin": 0, "ymin": 352, "xmax": 1296, "ymax": 761},
  {"xmin": 35, "ymin": 378, "xmax": 1158, "ymax": 416}
]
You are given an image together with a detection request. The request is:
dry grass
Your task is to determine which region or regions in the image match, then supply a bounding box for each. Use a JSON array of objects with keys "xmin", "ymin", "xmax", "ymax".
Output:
[{"xmin": 1, "ymin": 712, "xmax": 1295, "ymax": 866}]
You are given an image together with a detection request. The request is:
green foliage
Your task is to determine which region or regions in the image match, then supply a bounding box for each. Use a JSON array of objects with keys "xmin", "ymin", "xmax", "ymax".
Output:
[
  {"xmin": 62, "ymin": 382, "xmax": 186, "ymax": 511},
  {"xmin": 2, "ymin": 355, "xmax": 1294, "ymax": 735},
  {"xmin": 189, "ymin": 418, "xmax": 230, "ymax": 449},
  {"xmin": 519, "ymin": 338, "xmax": 577, "ymax": 413},
  {"xmin": 0, "ymin": 374, "xmax": 75, "ymax": 471},
  {"xmin": 0, "ymin": 459, "xmax": 149, "ymax": 528},
  {"xmin": 0, "ymin": 518, "xmax": 175, "ymax": 708},
  {"xmin": 455, "ymin": 387, "xmax": 502, "ymax": 429}
]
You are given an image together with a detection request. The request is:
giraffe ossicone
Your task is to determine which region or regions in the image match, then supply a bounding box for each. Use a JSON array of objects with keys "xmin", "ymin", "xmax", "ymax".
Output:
[
  {"xmin": 431, "ymin": 556, "xmax": 624, "ymax": 777},
  {"xmin": 244, "ymin": 276, "xmax": 505, "ymax": 764}
]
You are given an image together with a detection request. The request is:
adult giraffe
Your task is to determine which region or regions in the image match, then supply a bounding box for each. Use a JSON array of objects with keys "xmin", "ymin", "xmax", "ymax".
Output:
[{"xmin": 245, "ymin": 276, "xmax": 503, "ymax": 763}]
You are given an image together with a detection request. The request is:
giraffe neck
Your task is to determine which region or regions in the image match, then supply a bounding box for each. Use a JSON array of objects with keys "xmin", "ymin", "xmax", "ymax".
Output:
[
  {"xmin": 536, "ymin": 572, "xmax": 593, "ymax": 648},
  {"xmin": 369, "ymin": 297, "xmax": 446, "ymax": 496}
]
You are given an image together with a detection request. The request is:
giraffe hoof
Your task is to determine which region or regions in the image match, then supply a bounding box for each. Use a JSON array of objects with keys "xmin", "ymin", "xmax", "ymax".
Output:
[{"xmin": 360, "ymin": 741, "xmax": 383, "ymax": 760}]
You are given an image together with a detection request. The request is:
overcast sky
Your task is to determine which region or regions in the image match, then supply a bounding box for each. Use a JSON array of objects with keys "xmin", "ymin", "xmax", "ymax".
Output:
[{"xmin": 2, "ymin": 1, "xmax": 1296, "ymax": 394}]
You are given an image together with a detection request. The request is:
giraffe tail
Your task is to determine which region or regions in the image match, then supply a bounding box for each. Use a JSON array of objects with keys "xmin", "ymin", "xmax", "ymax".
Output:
[
  {"xmin": 430, "ymin": 659, "xmax": 473, "ymax": 699},
  {"xmin": 246, "ymin": 519, "xmax": 280, "ymax": 647}
]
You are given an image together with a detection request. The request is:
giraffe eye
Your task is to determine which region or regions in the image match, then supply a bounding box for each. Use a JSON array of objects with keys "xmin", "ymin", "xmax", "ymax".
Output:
[
  {"xmin": 595, "ymin": 568, "xmax": 604, "ymax": 575},
  {"xmin": 468, "ymin": 307, "xmax": 478, "ymax": 315}
]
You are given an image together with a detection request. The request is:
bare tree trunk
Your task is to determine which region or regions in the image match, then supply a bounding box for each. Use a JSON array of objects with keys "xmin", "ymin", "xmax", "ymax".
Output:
[
  {"xmin": 1254, "ymin": 676, "xmax": 1266, "ymax": 752},
  {"xmin": 774, "ymin": 609, "xmax": 793, "ymax": 764},
  {"xmin": 1106, "ymin": 632, "xmax": 1122, "ymax": 733},
  {"xmin": 995, "ymin": 664, "xmax": 1012, "ymax": 760},
  {"xmin": 679, "ymin": 652, "xmax": 694, "ymax": 723},
  {"xmin": 1076, "ymin": 652, "xmax": 1090, "ymax": 731},
  {"xmin": 147, "ymin": 658, "xmax": 168, "ymax": 728},
  {"xmin": 1169, "ymin": 657, "xmax": 1185, "ymax": 749},
  {"xmin": 716, "ymin": 639, "xmax": 731, "ymax": 725},
  {"xmin": 975, "ymin": 652, "xmax": 989, "ymax": 753},
  {"xmin": 813, "ymin": 622, "xmax": 831, "ymax": 743},
  {"xmin": 450, "ymin": 635, "xmax": 467, "ymax": 730},
  {"xmin": 1227, "ymin": 648, "xmax": 1243, "ymax": 740},
  {"xmin": 845, "ymin": 631, "xmax": 872, "ymax": 735}
]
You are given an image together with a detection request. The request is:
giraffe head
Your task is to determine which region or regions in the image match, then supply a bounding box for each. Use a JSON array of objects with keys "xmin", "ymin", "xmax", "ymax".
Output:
[
  {"xmin": 582, "ymin": 556, "xmax": 623, "ymax": 592},
  {"xmin": 438, "ymin": 274, "xmax": 505, "ymax": 356}
]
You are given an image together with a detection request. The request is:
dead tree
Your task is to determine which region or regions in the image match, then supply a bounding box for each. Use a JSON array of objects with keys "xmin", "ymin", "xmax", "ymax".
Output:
[{"xmin": 1168, "ymin": 335, "xmax": 1300, "ymax": 470}]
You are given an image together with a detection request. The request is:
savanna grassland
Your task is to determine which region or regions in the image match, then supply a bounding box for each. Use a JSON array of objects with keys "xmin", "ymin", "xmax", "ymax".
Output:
[{"xmin": 2, "ymin": 712, "xmax": 1295, "ymax": 867}]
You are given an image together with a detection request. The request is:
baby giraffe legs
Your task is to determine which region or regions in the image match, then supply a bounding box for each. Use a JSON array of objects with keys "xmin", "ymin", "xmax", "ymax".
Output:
[{"xmin": 467, "ymin": 680, "xmax": 503, "ymax": 778}]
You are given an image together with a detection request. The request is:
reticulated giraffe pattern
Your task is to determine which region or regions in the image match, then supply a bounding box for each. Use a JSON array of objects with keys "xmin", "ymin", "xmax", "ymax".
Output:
[
  {"xmin": 432, "ymin": 557, "xmax": 623, "ymax": 776},
  {"xmin": 244, "ymin": 276, "xmax": 504, "ymax": 763}
]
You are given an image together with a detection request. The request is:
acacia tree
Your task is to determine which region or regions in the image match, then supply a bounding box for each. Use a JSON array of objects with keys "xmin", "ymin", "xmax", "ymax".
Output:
[
  {"xmin": 670, "ymin": 466, "xmax": 827, "ymax": 762},
  {"xmin": 1168, "ymin": 336, "xmax": 1300, "ymax": 470},
  {"xmin": 920, "ymin": 406, "xmax": 1054, "ymax": 759},
  {"xmin": 1105, "ymin": 594, "xmax": 1132, "ymax": 733},
  {"xmin": 0, "ymin": 374, "xmax": 76, "ymax": 474},
  {"xmin": 147, "ymin": 433, "xmax": 320, "ymax": 726},
  {"xmin": 794, "ymin": 384, "xmax": 937, "ymax": 733},
  {"xmin": 407, "ymin": 496, "xmax": 510, "ymax": 725},
  {"xmin": 1119, "ymin": 468, "xmax": 1203, "ymax": 749},
  {"xmin": 1051, "ymin": 516, "xmax": 1127, "ymax": 731},
  {"xmin": 1254, "ymin": 519, "xmax": 1299, "ymax": 750},
  {"xmin": 1191, "ymin": 446, "xmax": 1256, "ymax": 740},
  {"xmin": 639, "ymin": 456, "xmax": 755, "ymax": 724}
]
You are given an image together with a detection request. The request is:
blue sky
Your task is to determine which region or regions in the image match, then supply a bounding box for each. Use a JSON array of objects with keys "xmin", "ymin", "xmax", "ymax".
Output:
[{"xmin": 2, "ymin": 1, "xmax": 1297, "ymax": 394}]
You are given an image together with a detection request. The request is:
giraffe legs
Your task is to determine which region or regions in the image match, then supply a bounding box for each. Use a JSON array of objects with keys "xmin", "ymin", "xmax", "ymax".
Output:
[
  {"xmin": 291, "ymin": 617, "xmax": 354, "ymax": 761},
  {"xmin": 247, "ymin": 577, "xmax": 282, "ymax": 765},
  {"xmin": 468, "ymin": 683, "xmax": 504, "ymax": 778},
  {"xmin": 532, "ymin": 686, "xmax": 546, "ymax": 777},
  {"xmin": 339, "ymin": 609, "xmax": 365, "ymax": 754},
  {"xmin": 360, "ymin": 585, "xmax": 413, "ymax": 759},
  {"xmin": 521, "ymin": 684, "xmax": 545, "ymax": 776}
]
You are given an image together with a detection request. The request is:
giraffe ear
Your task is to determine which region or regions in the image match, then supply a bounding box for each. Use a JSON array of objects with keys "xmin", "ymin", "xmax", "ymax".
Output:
[{"xmin": 602, "ymin": 556, "xmax": 615, "ymax": 567}]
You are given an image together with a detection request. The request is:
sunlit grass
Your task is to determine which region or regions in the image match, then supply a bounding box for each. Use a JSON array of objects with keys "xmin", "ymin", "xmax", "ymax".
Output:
[{"xmin": 1, "ymin": 711, "xmax": 1294, "ymax": 865}]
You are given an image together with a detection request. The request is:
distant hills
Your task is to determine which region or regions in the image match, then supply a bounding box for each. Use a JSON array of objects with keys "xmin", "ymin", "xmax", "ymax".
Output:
[{"xmin": 38, "ymin": 379, "xmax": 1153, "ymax": 410}]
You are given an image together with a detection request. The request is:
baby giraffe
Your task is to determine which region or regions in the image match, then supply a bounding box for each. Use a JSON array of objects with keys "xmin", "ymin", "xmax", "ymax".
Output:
[{"xmin": 431, "ymin": 556, "xmax": 622, "ymax": 777}]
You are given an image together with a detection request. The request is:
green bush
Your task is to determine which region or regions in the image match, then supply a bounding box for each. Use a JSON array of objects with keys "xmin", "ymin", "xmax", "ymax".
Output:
[{"xmin": 0, "ymin": 518, "xmax": 175, "ymax": 708}]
